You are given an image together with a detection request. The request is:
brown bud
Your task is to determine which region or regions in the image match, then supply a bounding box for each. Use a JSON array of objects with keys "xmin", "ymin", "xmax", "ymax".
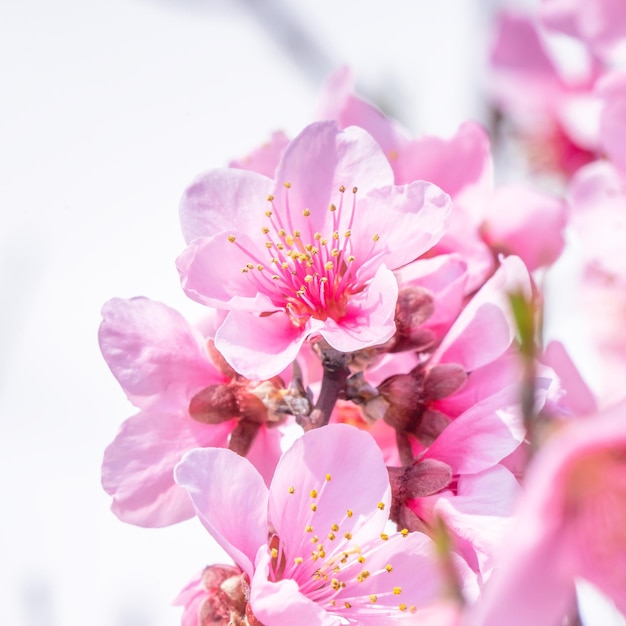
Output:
[
  {"xmin": 403, "ymin": 458, "xmax": 453, "ymax": 498},
  {"xmin": 423, "ymin": 363, "xmax": 467, "ymax": 400},
  {"xmin": 190, "ymin": 385, "xmax": 240, "ymax": 424},
  {"xmin": 378, "ymin": 374, "xmax": 425, "ymax": 432},
  {"xmin": 236, "ymin": 389, "xmax": 270, "ymax": 424},
  {"xmin": 390, "ymin": 287, "xmax": 436, "ymax": 352},
  {"xmin": 413, "ymin": 409, "xmax": 452, "ymax": 446},
  {"xmin": 197, "ymin": 564, "xmax": 244, "ymax": 626}
]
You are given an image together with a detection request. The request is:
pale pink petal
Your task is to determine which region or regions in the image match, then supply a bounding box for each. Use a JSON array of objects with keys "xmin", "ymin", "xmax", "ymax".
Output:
[
  {"xmin": 271, "ymin": 121, "xmax": 394, "ymax": 236},
  {"xmin": 540, "ymin": 0, "xmax": 580, "ymax": 38},
  {"xmin": 329, "ymin": 533, "xmax": 446, "ymax": 622},
  {"xmin": 468, "ymin": 532, "xmax": 575, "ymax": 626},
  {"xmin": 179, "ymin": 168, "xmax": 274, "ymax": 244},
  {"xmin": 250, "ymin": 548, "xmax": 338, "ymax": 626},
  {"xmin": 432, "ymin": 217, "xmax": 496, "ymax": 295},
  {"xmin": 433, "ymin": 351, "xmax": 520, "ymax": 419},
  {"xmin": 174, "ymin": 447, "xmax": 269, "ymax": 578},
  {"xmin": 102, "ymin": 410, "xmax": 232, "ymax": 527},
  {"xmin": 481, "ymin": 185, "xmax": 568, "ymax": 270},
  {"xmin": 427, "ymin": 466, "xmax": 522, "ymax": 579},
  {"xmin": 569, "ymin": 160, "xmax": 626, "ymax": 279},
  {"xmin": 177, "ymin": 233, "xmax": 279, "ymax": 311},
  {"xmin": 396, "ymin": 122, "xmax": 493, "ymax": 205},
  {"xmin": 489, "ymin": 11, "xmax": 563, "ymax": 118},
  {"xmin": 245, "ymin": 423, "xmax": 286, "ymax": 487},
  {"xmin": 598, "ymin": 71, "xmax": 626, "ymax": 172},
  {"xmin": 268, "ymin": 424, "xmax": 390, "ymax": 567},
  {"xmin": 319, "ymin": 265, "xmax": 398, "ymax": 353},
  {"xmin": 351, "ymin": 181, "xmax": 452, "ymax": 274},
  {"xmin": 424, "ymin": 384, "xmax": 526, "ymax": 475},
  {"xmin": 214, "ymin": 310, "xmax": 311, "ymax": 380},
  {"xmin": 98, "ymin": 297, "xmax": 223, "ymax": 408},
  {"xmin": 541, "ymin": 0, "xmax": 626, "ymax": 60},
  {"xmin": 174, "ymin": 572, "xmax": 206, "ymax": 626},
  {"xmin": 470, "ymin": 402, "xmax": 626, "ymax": 624},
  {"xmin": 229, "ymin": 130, "xmax": 290, "ymax": 179},
  {"xmin": 316, "ymin": 66, "xmax": 412, "ymax": 162},
  {"xmin": 433, "ymin": 256, "xmax": 530, "ymax": 372},
  {"xmin": 543, "ymin": 341, "xmax": 596, "ymax": 414}
]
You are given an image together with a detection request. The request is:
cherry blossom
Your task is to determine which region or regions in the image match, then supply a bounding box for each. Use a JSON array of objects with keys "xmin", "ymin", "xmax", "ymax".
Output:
[
  {"xmin": 99, "ymin": 297, "xmax": 289, "ymax": 527},
  {"xmin": 175, "ymin": 424, "xmax": 476, "ymax": 625},
  {"xmin": 177, "ymin": 121, "xmax": 452, "ymax": 379},
  {"xmin": 468, "ymin": 400, "xmax": 626, "ymax": 625}
]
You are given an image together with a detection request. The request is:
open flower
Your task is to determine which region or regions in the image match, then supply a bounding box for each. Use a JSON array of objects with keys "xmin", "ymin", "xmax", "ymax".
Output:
[
  {"xmin": 99, "ymin": 297, "xmax": 290, "ymax": 527},
  {"xmin": 177, "ymin": 121, "xmax": 451, "ymax": 379},
  {"xmin": 175, "ymin": 424, "xmax": 476, "ymax": 625},
  {"xmin": 467, "ymin": 400, "xmax": 626, "ymax": 625}
]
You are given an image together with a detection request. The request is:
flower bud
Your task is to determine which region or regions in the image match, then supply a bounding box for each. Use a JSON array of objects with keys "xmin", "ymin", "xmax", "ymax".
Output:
[{"xmin": 189, "ymin": 384, "xmax": 240, "ymax": 424}]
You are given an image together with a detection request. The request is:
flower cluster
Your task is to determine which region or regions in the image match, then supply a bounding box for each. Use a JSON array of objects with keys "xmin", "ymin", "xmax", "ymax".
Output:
[{"xmin": 100, "ymin": 2, "xmax": 626, "ymax": 624}]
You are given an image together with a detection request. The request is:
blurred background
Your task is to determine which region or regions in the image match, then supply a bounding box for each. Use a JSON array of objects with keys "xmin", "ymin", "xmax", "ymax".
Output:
[{"xmin": 1, "ymin": 1, "xmax": 623, "ymax": 625}]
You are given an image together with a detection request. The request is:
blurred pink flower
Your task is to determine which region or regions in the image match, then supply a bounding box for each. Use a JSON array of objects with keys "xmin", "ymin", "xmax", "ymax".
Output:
[
  {"xmin": 489, "ymin": 10, "xmax": 601, "ymax": 177},
  {"xmin": 468, "ymin": 400, "xmax": 626, "ymax": 625},
  {"xmin": 541, "ymin": 0, "xmax": 626, "ymax": 61},
  {"xmin": 175, "ymin": 424, "xmax": 476, "ymax": 625},
  {"xmin": 177, "ymin": 121, "xmax": 451, "ymax": 379},
  {"xmin": 566, "ymin": 160, "xmax": 626, "ymax": 403},
  {"xmin": 99, "ymin": 297, "xmax": 286, "ymax": 527}
]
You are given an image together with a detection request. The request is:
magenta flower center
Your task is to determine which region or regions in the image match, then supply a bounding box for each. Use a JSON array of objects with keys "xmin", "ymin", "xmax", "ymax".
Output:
[
  {"xmin": 228, "ymin": 184, "xmax": 381, "ymax": 327},
  {"xmin": 267, "ymin": 472, "xmax": 418, "ymax": 616}
]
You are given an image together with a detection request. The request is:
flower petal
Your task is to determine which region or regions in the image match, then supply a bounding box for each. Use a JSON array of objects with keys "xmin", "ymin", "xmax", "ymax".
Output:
[
  {"xmin": 102, "ymin": 410, "xmax": 232, "ymax": 527},
  {"xmin": 424, "ymin": 384, "xmax": 526, "ymax": 475},
  {"xmin": 319, "ymin": 264, "xmax": 398, "ymax": 352},
  {"xmin": 268, "ymin": 424, "xmax": 390, "ymax": 570},
  {"xmin": 214, "ymin": 310, "xmax": 311, "ymax": 379},
  {"xmin": 433, "ymin": 255, "xmax": 531, "ymax": 372},
  {"xmin": 351, "ymin": 181, "xmax": 452, "ymax": 274},
  {"xmin": 179, "ymin": 168, "xmax": 274, "ymax": 244},
  {"xmin": 174, "ymin": 447, "xmax": 269, "ymax": 577},
  {"xmin": 98, "ymin": 297, "xmax": 223, "ymax": 408},
  {"xmin": 272, "ymin": 121, "xmax": 394, "ymax": 236},
  {"xmin": 250, "ymin": 548, "xmax": 339, "ymax": 626},
  {"xmin": 177, "ymin": 233, "xmax": 279, "ymax": 311},
  {"xmin": 229, "ymin": 130, "xmax": 290, "ymax": 179}
]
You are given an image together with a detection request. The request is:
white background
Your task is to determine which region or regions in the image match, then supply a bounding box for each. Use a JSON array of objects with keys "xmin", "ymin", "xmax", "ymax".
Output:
[{"xmin": 1, "ymin": 1, "xmax": 623, "ymax": 625}]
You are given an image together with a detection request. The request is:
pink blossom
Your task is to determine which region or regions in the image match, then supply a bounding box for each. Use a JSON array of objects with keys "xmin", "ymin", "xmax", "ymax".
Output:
[
  {"xmin": 317, "ymin": 68, "xmax": 495, "ymax": 291},
  {"xmin": 479, "ymin": 185, "xmax": 568, "ymax": 272},
  {"xmin": 99, "ymin": 297, "xmax": 286, "ymax": 527},
  {"xmin": 177, "ymin": 121, "xmax": 451, "ymax": 379},
  {"xmin": 489, "ymin": 10, "xmax": 601, "ymax": 177},
  {"xmin": 567, "ymin": 159, "xmax": 626, "ymax": 403},
  {"xmin": 467, "ymin": 400, "xmax": 626, "ymax": 625},
  {"xmin": 175, "ymin": 424, "xmax": 476, "ymax": 625},
  {"xmin": 318, "ymin": 67, "xmax": 568, "ymax": 283},
  {"xmin": 541, "ymin": 0, "xmax": 626, "ymax": 61}
]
